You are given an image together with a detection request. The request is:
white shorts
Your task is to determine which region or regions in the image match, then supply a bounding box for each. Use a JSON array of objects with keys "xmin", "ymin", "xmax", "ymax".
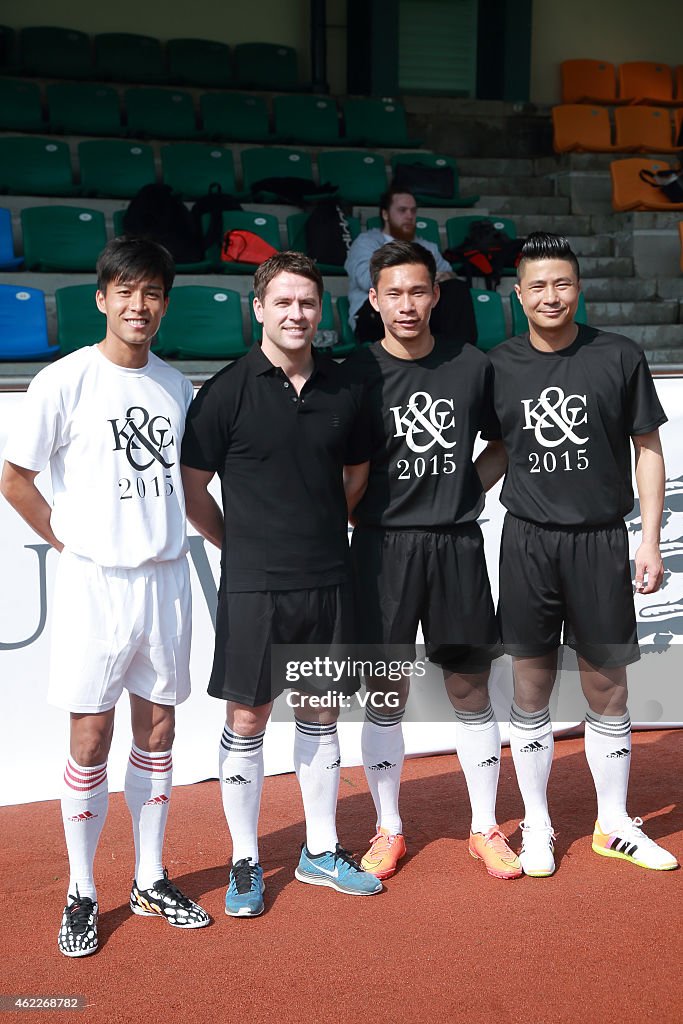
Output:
[{"xmin": 47, "ymin": 550, "xmax": 192, "ymax": 713}]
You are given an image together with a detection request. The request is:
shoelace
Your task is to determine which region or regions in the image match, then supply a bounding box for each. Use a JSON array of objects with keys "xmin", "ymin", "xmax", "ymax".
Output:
[
  {"xmin": 482, "ymin": 827, "xmax": 517, "ymax": 857},
  {"xmin": 620, "ymin": 817, "xmax": 650, "ymax": 843},
  {"xmin": 333, "ymin": 844, "xmax": 364, "ymax": 873},
  {"xmin": 232, "ymin": 857, "xmax": 259, "ymax": 894},
  {"xmin": 367, "ymin": 831, "xmax": 394, "ymax": 853},
  {"xmin": 153, "ymin": 868, "xmax": 195, "ymax": 907},
  {"xmin": 66, "ymin": 889, "xmax": 95, "ymax": 935}
]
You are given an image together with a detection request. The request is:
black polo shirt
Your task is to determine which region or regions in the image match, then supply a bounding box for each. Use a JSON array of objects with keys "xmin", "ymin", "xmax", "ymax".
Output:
[{"xmin": 181, "ymin": 344, "xmax": 370, "ymax": 592}]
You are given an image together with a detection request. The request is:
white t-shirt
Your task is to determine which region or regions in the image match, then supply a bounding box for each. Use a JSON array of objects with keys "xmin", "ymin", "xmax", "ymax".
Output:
[{"xmin": 3, "ymin": 346, "xmax": 194, "ymax": 567}]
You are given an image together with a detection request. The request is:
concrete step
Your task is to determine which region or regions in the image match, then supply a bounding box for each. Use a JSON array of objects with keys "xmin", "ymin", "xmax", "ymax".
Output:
[
  {"xmin": 459, "ymin": 176, "xmax": 555, "ymax": 197},
  {"xmin": 535, "ymin": 153, "xmax": 673, "ymax": 174},
  {"xmin": 475, "ymin": 195, "xmax": 571, "ymax": 215},
  {"xmin": 613, "ymin": 324, "xmax": 683, "ymax": 348},
  {"xmin": 588, "ymin": 301, "xmax": 679, "ymax": 326},
  {"xmin": 658, "ymin": 279, "xmax": 683, "ymax": 299},
  {"xmin": 456, "ymin": 157, "xmax": 535, "ymax": 176},
  {"xmin": 646, "ymin": 351, "xmax": 683, "ymax": 368},
  {"xmin": 512, "ymin": 214, "xmax": 592, "ymax": 235},
  {"xmin": 577, "ymin": 256, "xmax": 634, "ymax": 278},
  {"xmin": 567, "ymin": 235, "xmax": 613, "ymax": 257},
  {"xmin": 580, "ymin": 278, "xmax": 656, "ymax": 301}
]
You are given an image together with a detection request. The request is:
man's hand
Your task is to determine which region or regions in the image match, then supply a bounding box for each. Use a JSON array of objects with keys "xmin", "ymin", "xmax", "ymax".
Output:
[{"xmin": 633, "ymin": 540, "xmax": 664, "ymax": 595}]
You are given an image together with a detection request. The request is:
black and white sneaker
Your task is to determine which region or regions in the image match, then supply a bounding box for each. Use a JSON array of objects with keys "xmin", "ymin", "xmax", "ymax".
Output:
[
  {"xmin": 129, "ymin": 869, "xmax": 210, "ymax": 928},
  {"xmin": 58, "ymin": 888, "xmax": 99, "ymax": 958}
]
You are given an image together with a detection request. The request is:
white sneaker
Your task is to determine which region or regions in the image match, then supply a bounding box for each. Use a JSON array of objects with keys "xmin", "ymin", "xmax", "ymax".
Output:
[
  {"xmin": 519, "ymin": 820, "xmax": 556, "ymax": 877},
  {"xmin": 592, "ymin": 817, "xmax": 679, "ymax": 870}
]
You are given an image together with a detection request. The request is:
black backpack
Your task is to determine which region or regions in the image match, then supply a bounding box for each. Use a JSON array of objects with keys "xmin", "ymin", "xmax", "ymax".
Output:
[
  {"xmin": 304, "ymin": 199, "xmax": 354, "ymax": 267},
  {"xmin": 191, "ymin": 183, "xmax": 243, "ymax": 253},
  {"xmin": 122, "ymin": 183, "xmax": 205, "ymax": 264},
  {"xmin": 248, "ymin": 176, "xmax": 338, "ymax": 205},
  {"xmin": 444, "ymin": 220, "xmax": 525, "ymax": 290}
]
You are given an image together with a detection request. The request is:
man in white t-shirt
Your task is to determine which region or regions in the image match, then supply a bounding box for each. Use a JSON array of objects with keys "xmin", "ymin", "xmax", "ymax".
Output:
[{"xmin": 1, "ymin": 237, "xmax": 210, "ymax": 958}]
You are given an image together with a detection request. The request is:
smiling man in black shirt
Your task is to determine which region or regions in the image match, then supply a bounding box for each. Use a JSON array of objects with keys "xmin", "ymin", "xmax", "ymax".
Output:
[
  {"xmin": 344, "ymin": 241, "xmax": 521, "ymax": 883},
  {"xmin": 181, "ymin": 252, "xmax": 381, "ymax": 916},
  {"xmin": 477, "ymin": 232, "xmax": 678, "ymax": 876}
]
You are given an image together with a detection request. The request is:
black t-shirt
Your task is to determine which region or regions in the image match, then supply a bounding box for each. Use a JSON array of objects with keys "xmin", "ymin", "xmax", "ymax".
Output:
[
  {"xmin": 483, "ymin": 325, "xmax": 667, "ymax": 526},
  {"xmin": 343, "ymin": 337, "xmax": 494, "ymax": 528},
  {"xmin": 181, "ymin": 345, "xmax": 370, "ymax": 591}
]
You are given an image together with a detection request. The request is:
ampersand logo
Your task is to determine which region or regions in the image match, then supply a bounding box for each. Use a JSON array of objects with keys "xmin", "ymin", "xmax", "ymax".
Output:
[
  {"xmin": 390, "ymin": 391, "xmax": 457, "ymax": 453},
  {"xmin": 521, "ymin": 387, "xmax": 588, "ymax": 448},
  {"xmin": 109, "ymin": 406, "xmax": 176, "ymax": 470}
]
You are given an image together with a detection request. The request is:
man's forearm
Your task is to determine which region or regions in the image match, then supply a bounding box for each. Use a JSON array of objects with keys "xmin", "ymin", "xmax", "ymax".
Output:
[
  {"xmin": 474, "ymin": 441, "xmax": 508, "ymax": 492},
  {"xmin": 186, "ymin": 490, "xmax": 224, "ymax": 549},
  {"xmin": 0, "ymin": 462, "xmax": 63, "ymax": 550},
  {"xmin": 634, "ymin": 432, "xmax": 665, "ymax": 544}
]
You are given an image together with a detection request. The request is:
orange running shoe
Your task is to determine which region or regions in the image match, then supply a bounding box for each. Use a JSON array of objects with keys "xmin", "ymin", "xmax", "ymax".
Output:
[
  {"xmin": 469, "ymin": 827, "xmax": 523, "ymax": 879},
  {"xmin": 360, "ymin": 828, "xmax": 407, "ymax": 879}
]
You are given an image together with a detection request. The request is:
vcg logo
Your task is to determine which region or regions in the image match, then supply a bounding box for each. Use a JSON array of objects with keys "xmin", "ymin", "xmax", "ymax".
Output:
[
  {"xmin": 521, "ymin": 386, "xmax": 588, "ymax": 448},
  {"xmin": 390, "ymin": 391, "xmax": 456, "ymax": 453},
  {"xmin": 109, "ymin": 406, "xmax": 176, "ymax": 470}
]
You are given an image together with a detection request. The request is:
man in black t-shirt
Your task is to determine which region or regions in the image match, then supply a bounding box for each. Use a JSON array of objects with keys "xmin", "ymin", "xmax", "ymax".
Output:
[
  {"xmin": 344, "ymin": 240, "xmax": 522, "ymax": 882},
  {"xmin": 476, "ymin": 232, "xmax": 678, "ymax": 876},
  {"xmin": 181, "ymin": 252, "xmax": 382, "ymax": 916}
]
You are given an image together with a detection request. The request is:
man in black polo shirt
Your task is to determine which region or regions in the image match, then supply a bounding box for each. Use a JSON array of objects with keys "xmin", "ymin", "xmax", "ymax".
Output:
[
  {"xmin": 344, "ymin": 240, "xmax": 522, "ymax": 882},
  {"xmin": 476, "ymin": 232, "xmax": 678, "ymax": 876},
  {"xmin": 181, "ymin": 252, "xmax": 381, "ymax": 917}
]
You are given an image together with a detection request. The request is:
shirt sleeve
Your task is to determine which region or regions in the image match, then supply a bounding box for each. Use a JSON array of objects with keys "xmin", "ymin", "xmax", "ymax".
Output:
[
  {"xmin": 478, "ymin": 360, "xmax": 501, "ymax": 439},
  {"xmin": 2, "ymin": 370, "xmax": 64, "ymax": 472},
  {"xmin": 344, "ymin": 380, "xmax": 374, "ymax": 465},
  {"xmin": 180, "ymin": 377, "xmax": 230, "ymax": 471},
  {"xmin": 628, "ymin": 351, "xmax": 667, "ymax": 435}
]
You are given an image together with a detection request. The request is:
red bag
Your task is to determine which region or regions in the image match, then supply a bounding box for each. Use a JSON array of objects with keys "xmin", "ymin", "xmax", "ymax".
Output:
[{"xmin": 221, "ymin": 229, "xmax": 278, "ymax": 265}]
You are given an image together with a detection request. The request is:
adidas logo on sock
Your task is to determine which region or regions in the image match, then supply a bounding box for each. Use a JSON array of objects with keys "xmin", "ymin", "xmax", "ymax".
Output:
[
  {"xmin": 67, "ymin": 810, "xmax": 97, "ymax": 823},
  {"xmin": 478, "ymin": 756, "xmax": 500, "ymax": 767},
  {"xmin": 607, "ymin": 748, "xmax": 630, "ymax": 758},
  {"xmin": 143, "ymin": 794, "xmax": 170, "ymax": 806},
  {"xmin": 520, "ymin": 741, "xmax": 548, "ymax": 752},
  {"xmin": 368, "ymin": 761, "xmax": 396, "ymax": 771},
  {"xmin": 224, "ymin": 775, "xmax": 250, "ymax": 785},
  {"xmin": 326, "ymin": 757, "xmax": 341, "ymax": 770}
]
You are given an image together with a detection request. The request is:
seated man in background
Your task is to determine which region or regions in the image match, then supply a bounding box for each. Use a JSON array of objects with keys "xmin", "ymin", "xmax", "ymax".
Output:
[{"xmin": 345, "ymin": 186, "xmax": 477, "ymax": 345}]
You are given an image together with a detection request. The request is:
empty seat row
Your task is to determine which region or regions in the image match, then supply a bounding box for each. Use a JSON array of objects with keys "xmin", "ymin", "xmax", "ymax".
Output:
[
  {"xmin": 552, "ymin": 105, "xmax": 683, "ymax": 154},
  {"xmin": 610, "ymin": 158, "xmax": 683, "ymax": 212},
  {"xmin": 0, "ymin": 28, "xmax": 298, "ymax": 89},
  {"xmin": 0, "ymin": 139, "xmax": 478, "ymax": 207},
  {"xmin": 562, "ymin": 60, "xmax": 683, "ymax": 106},
  {"xmin": 0, "ymin": 81, "xmax": 417, "ymax": 148},
  {"xmin": 1, "ymin": 283, "xmax": 530, "ymax": 362}
]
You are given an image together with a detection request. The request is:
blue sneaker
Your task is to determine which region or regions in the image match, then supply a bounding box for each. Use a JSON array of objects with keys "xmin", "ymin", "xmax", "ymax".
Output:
[
  {"xmin": 225, "ymin": 858, "xmax": 265, "ymax": 917},
  {"xmin": 295, "ymin": 843, "xmax": 382, "ymax": 895}
]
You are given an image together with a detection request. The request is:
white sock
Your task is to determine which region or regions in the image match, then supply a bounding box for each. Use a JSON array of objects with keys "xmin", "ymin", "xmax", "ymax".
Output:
[
  {"xmin": 453, "ymin": 703, "xmax": 501, "ymax": 834},
  {"xmin": 509, "ymin": 702, "xmax": 554, "ymax": 828},
  {"xmin": 219, "ymin": 725, "xmax": 264, "ymax": 864},
  {"xmin": 361, "ymin": 706, "xmax": 405, "ymax": 836},
  {"xmin": 61, "ymin": 757, "xmax": 108, "ymax": 902},
  {"xmin": 584, "ymin": 709, "xmax": 631, "ymax": 832},
  {"xmin": 124, "ymin": 744, "xmax": 173, "ymax": 889},
  {"xmin": 294, "ymin": 718, "xmax": 340, "ymax": 855}
]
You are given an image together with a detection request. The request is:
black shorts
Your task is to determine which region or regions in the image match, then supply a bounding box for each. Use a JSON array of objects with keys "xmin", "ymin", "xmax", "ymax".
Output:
[
  {"xmin": 208, "ymin": 584, "xmax": 358, "ymax": 707},
  {"xmin": 350, "ymin": 524, "xmax": 501, "ymax": 672},
  {"xmin": 498, "ymin": 514, "xmax": 639, "ymax": 668}
]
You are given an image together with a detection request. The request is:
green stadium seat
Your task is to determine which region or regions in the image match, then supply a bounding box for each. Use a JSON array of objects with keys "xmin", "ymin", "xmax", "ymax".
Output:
[
  {"xmin": 391, "ymin": 153, "xmax": 479, "ymax": 208},
  {"xmin": 0, "ymin": 285, "xmax": 56, "ymax": 361},
  {"xmin": 47, "ymin": 83, "xmax": 122, "ymax": 136},
  {"xmin": 510, "ymin": 290, "xmax": 588, "ymax": 335},
  {"xmin": 218, "ymin": 211, "xmax": 281, "ymax": 273},
  {"xmin": 366, "ymin": 213, "xmax": 441, "ymax": 248},
  {"xmin": 167, "ymin": 38, "xmax": 233, "ymax": 88},
  {"xmin": 286, "ymin": 211, "xmax": 360, "ymax": 274},
  {"xmin": 157, "ymin": 286, "xmax": 248, "ymax": 359},
  {"xmin": 317, "ymin": 150, "xmax": 387, "ymax": 205},
  {"xmin": 200, "ymin": 92, "xmax": 271, "ymax": 143},
  {"xmin": 335, "ymin": 295, "xmax": 358, "ymax": 351},
  {"xmin": 55, "ymin": 284, "xmax": 104, "ymax": 356},
  {"xmin": 0, "ymin": 25, "xmax": 17, "ymax": 72},
  {"xmin": 273, "ymin": 95, "xmax": 340, "ymax": 145},
  {"xmin": 161, "ymin": 144, "xmax": 236, "ymax": 199},
  {"xmin": 20, "ymin": 26, "xmax": 92, "ymax": 79},
  {"xmin": 0, "ymin": 208, "xmax": 22, "ymax": 269},
  {"xmin": 78, "ymin": 140, "xmax": 156, "ymax": 198},
  {"xmin": 0, "ymin": 137, "xmax": 75, "ymax": 196},
  {"xmin": 471, "ymin": 290, "xmax": 507, "ymax": 352},
  {"xmin": 241, "ymin": 147, "xmax": 314, "ymax": 199},
  {"xmin": 124, "ymin": 87, "xmax": 197, "ymax": 140},
  {"xmin": 111, "ymin": 210, "xmax": 214, "ymax": 274},
  {"xmin": 234, "ymin": 42, "xmax": 298, "ymax": 90},
  {"xmin": 94, "ymin": 32, "xmax": 166, "ymax": 83},
  {"xmin": 446, "ymin": 215, "xmax": 516, "ymax": 249},
  {"xmin": 21, "ymin": 206, "xmax": 107, "ymax": 272},
  {"xmin": 342, "ymin": 98, "xmax": 416, "ymax": 147},
  {"xmin": 0, "ymin": 79, "xmax": 44, "ymax": 132}
]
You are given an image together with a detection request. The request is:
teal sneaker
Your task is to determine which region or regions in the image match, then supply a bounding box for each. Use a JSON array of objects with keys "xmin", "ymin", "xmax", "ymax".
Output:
[
  {"xmin": 225, "ymin": 858, "xmax": 265, "ymax": 917},
  {"xmin": 295, "ymin": 843, "xmax": 382, "ymax": 895}
]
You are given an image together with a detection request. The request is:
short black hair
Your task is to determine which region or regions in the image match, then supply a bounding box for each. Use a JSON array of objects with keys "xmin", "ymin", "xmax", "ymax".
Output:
[
  {"xmin": 253, "ymin": 250, "xmax": 324, "ymax": 303},
  {"xmin": 517, "ymin": 231, "xmax": 580, "ymax": 281},
  {"xmin": 96, "ymin": 236, "xmax": 175, "ymax": 296},
  {"xmin": 369, "ymin": 240, "xmax": 437, "ymax": 289},
  {"xmin": 379, "ymin": 185, "xmax": 417, "ymax": 221}
]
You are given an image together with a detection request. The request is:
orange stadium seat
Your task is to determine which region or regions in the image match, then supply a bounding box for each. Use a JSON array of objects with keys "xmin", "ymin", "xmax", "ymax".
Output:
[
  {"xmin": 675, "ymin": 109, "xmax": 683, "ymax": 148},
  {"xmin": 618, "ymin": 62, "xmax": 674, "ymax": 105},
  {"xmin": 560, "ymin": 60, "xmax": 617, "ymax": 104},
  {"xmin": 614, "ymin": 107, "xmax": 681, "ymax": 153},
  {"xmin": 679, "ymin": 222, "xmax": 683, "ymax": 273},
  {"xmin": 552, "ymin": 105, "xmax": 615, "ymax": 153},
  {"xmin": 610, "ymin": 158, "xmax": 683, "ymax": 212},
  {"xmin": 675, "ymin": 66, "xmax": 683, "ymax": 103}
]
